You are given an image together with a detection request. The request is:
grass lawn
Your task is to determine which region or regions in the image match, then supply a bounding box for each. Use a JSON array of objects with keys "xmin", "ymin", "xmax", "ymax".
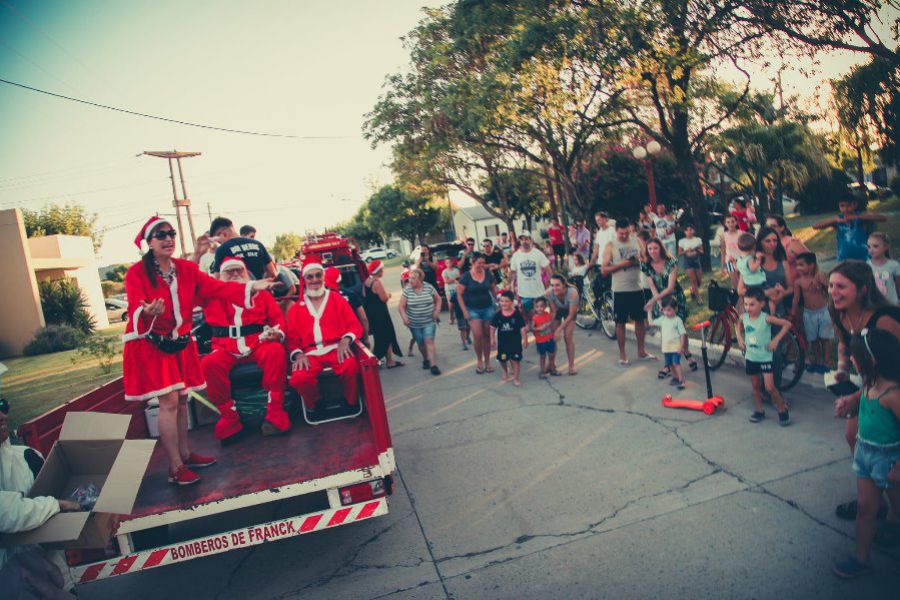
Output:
[
  {"xmin": 2, "ymin": 323, "xmax": 125, "ymax": 434},
  {"xmin": 792, "ymin": 195, "xmax": 900, "ymax": 260}
]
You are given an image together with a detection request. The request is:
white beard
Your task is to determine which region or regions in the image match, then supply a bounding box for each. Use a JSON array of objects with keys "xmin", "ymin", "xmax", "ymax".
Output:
[{"xmin": 305, "ymin": 286, "xmax": 326, "ymax": 298}]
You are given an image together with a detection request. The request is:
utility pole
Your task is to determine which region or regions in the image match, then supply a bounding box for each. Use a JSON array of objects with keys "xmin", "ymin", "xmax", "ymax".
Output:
[{"xmin": 143, "ymin": 150, "xmax": 202, "ymax": 255}]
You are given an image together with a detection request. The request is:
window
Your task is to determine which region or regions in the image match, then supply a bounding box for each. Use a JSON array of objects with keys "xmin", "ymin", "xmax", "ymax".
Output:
[{"xmin": 484, "ymin": 224, "xmax": 500, "ymax": 237}]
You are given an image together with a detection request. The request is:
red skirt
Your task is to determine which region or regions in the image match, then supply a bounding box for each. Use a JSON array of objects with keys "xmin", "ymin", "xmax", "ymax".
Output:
[{"xmin": 123, "ymin": 337, "xmax": 206, "ymax": 401}]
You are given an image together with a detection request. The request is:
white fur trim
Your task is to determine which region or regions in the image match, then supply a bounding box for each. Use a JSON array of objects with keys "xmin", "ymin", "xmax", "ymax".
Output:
[
  {"xmin": 144, "ymin": 217, "xmax": 173, "ymax": 242},
  {"xmin": 244, "ymin": 281, "xmax": 254, "ymax": 308},
  {"xmin": 290, "ymin": 349, "xmax": 304, "ymax": 361},
  {"xmin": 124, "ymin": 382, "xmax": 185, "ymax": 402},
  {"xmin": 122, "ymin": 305, "xmax": 157, "ymax": 342},
  {"xmin": 370, "ymin": 263, "xmax": 383, "ymax": 275},
  {"xmin": 169, "ymin": 274, "xmax": 182, "ymax": 338},
  {"xmin": 179, "ymin": 382, "xmax": 207, "ymax": 396},
  {"xmin": 302, "ymin": 262, "xmax": 324, "ymax": 276},
  {"xmin": 303, "ymin": 289, "xmax": 330, "ymax": 351},
  {"xmin": 342, "ymin": 333, "xmax": 357, "ymax": 343},
  {"xmin": 234, "ymin": 305, "xmax": 251, "ymax": 355}
]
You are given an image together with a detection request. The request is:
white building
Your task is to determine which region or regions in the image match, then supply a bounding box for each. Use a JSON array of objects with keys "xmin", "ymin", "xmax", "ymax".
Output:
[{"xmin": 452, "ymin": 205, "xmax": 509, "ymax": 246}]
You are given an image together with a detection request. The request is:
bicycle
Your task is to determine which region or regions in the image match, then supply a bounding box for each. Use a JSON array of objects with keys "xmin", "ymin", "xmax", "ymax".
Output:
[
  {"xmin": 573, "ymin": 268, "xmax": 616, "ymax": 339},
  {"xmin": 704, "ymin": 281, "xmax": 805, "ymax": 391}
]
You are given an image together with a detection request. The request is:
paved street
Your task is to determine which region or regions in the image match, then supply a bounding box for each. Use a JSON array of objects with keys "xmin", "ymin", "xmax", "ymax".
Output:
[{"xmin": 84, "ymin": 266, "xmax": 900, "ymax": 599}]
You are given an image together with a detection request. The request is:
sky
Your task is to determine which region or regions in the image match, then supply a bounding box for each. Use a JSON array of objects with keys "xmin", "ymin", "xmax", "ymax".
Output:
[{"xmin": 0, "ymin": 1, "xmax": 893, "ymax": 264}]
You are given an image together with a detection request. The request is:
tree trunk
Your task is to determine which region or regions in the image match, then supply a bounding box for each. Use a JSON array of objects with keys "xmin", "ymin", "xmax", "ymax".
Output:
[
  {"xmin": 673, "ymin": 142, "xmax": 712, "ymax": 272},
  {"xmin": 855, "ymin": 144, "xmax": 869, "ymax": 203}
]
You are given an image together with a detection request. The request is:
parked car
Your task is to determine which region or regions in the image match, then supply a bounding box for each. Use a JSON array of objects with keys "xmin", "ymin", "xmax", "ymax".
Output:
[
  {"xmin": 360, "ymin": 247, "xmax": 397, "ymax": 262},
  {"xmin": 408, "ymin": 242, "xmax": 466, "ymax": 298},
  {"xmin": 105, "ymin": 297, "xmax": 128, "ymax": 322}
]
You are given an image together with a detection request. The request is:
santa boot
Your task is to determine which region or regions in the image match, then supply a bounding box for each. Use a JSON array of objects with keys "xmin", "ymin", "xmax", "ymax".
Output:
[
  {"xmin": 261, "ymin": 391, "xmax": 290, "ymax": 436},
  {"xmin": 214, "ymin": 400, "xmax": 243, "ymax": 442}
]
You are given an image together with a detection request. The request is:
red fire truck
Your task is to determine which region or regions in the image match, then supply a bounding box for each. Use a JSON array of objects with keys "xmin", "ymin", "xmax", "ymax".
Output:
[{"xmin": 17, "ymin": 261, "xmax": 394, "ymax": 586}]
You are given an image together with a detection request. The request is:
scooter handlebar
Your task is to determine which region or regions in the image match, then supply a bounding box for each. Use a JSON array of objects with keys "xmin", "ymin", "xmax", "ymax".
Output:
[{"xmin": 691, "ymin": 320, "xmax": 711, "ymax": 331}]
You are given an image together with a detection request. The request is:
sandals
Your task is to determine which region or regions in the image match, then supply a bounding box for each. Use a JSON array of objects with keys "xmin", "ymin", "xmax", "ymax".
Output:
[
  {"xmin": 684, "ymin": 352, "xmax": 699, "ymax": 372},
  {"xmin": 485, "ymin": 366, "xmax": 495, "ymax": 374},
  {"xmin": 549, "ymin": 369, "xmax": 562, "ymax": 376},
  {"xmin": 618, "ymin": 359, "xmax": 630, "ymax": 367},
  {"xmin": 638, "ymin": 353, "xmax": 657, "ymax": 361},
  {"xmin": 835, "ymin": 500, "xmax": 889, "ymax": 521},
  {"xmin": 476, "ymin": 365, "xmax": 485, "ymax": 374},
  {"xmin": 385, "ymin": 362, "xmax": 405, "ymax": 369},
  {"xmin": 657, "ymin": 369, "xmax": 670, "ymax": 379}
]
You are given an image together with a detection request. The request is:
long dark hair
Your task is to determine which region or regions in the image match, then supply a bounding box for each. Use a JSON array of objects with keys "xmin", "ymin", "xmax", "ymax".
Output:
[
  {"xmin": 827, "ymin": 260, "xmax": 890, "ymax": 329},
  {"xmin": 851, "ymin": 328, "xmax": 900, "ymax": 388},
  {"xmin": 755, "ymin": 226, "xmax": 786, "ymax": 261},
  {"xmin": 644, "ymin": 237, "xmax": 672, "ymax": 263},
  {"xmin": 766, "ymin": 214, "xmax": 793, "ymax": 237}
]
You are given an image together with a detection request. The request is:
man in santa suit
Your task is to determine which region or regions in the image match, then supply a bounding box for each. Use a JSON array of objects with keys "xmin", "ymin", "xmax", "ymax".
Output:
[
  {"xmin": 201, "ymin": 257, "xmax": 290, "ymax": 440},
  {"xmin": 287, "ymin": 262, "xmax": 363, "ymax": 412}
]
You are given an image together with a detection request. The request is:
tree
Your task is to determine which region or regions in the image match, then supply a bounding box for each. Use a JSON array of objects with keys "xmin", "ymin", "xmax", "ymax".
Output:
[
  {"xmin": 23, "ymin": 204, "xmax": 102, "ymax": 252},
  {"xmin": 271, "ymin": 232, "xmax": 304, "ymax": 261},
  {"xmin": 482, "ymin": 170, "xmax": 548, "ymax": 232},
  {"xmin": 334, "ymin": 205, "xmax": 384, "ymax": 248},
  {"xmin": 365, "ymin": 185, "xmax": 445, "ymax": 247}
]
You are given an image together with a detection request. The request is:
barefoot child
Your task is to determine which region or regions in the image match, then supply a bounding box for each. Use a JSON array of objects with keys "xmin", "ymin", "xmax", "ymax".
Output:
[
  {"xmin": 653, "ymin": 297, "xmax": 687, "ymax": 389},
  {"xmin": 531, "ymin": 297, "xmax": 557, "ymax": 378},
  {"xmin": 791, "ymin": 252, "xmax": 834, "ymax": 373},
  {"xmin": 867, "ymin": 232, "xmax": 900, "ymax": 305},
  {"xmin": 736, "ymin": 288, "xmax": 792, "ymax": 426},
  {"xmin": 833, "ymin": 328, "xmax": 900, "ymax": 579},
  {"xmin": 491, "ymin": 291, "xmax": 528, "ymax": 386}
]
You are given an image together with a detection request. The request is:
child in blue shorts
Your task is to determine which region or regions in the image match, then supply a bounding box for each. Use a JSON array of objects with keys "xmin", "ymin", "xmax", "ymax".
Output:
[
  {"xmin": 531, "ymin": 297, "xmax": 557, "ymax": 378},
  {"xmin": 652, "ymin": 297, "xmax": 687, "ymax": 390}
]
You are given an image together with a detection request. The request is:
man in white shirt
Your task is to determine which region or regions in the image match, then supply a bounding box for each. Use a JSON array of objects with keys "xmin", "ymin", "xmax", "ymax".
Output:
[
  {"xmin": 509, "ymin": 231, "xmax": 552, "ymax": 318},
  {"xmin": 590, "ymin": 211, "xmax": 616, "ymax": 297}
]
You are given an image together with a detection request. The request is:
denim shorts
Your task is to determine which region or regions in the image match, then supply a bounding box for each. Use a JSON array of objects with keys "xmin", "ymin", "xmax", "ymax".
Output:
[
  {"xmin": 468, "ymin": 305, "xmax": 495, "ymax": 322},
  {"xmin": 536, "ymin": 340, "xmax": 556, "ymax": 356},
  {"xmin": 409, "ymin": 323, "xmax": 436, "ymax": 345},
  {"xmin": 853, "ymin": 438, "xmax": 900, "ymax": 489},
  {"xmin": 802, "ymin": 306, "xmax": 834, "ymax": 342},
  {"xmin": 664, "ymin": 352, "xmax": 681, "ymax": 367}
]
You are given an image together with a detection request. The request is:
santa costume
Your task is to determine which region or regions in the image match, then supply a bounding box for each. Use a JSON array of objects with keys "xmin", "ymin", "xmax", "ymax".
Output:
[
  {"xmin": 201, "ymin": 257, "xmax": 289, "ymax": 440},
  {"xmin": 123, "ymin": 217, "xmax": 258, "ymax": 402},
  {"xmin": 287, "ymin": 263, "xmax": 363, "ymax": 411}
]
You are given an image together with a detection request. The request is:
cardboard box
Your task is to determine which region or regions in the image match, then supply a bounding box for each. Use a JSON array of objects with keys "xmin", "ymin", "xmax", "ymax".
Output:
[{"xmin": 2, "ymin": 412, "xmax": 156, "ymax": 549}]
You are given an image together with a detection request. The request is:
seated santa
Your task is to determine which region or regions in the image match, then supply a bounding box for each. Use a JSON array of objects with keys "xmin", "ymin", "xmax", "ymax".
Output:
[
  {"xmin": 286, "ymin": 262, "xmax": 363, "ymax": 413},
  {"xmin": 201, "ymin": 257, "xmax": 289, "ymax": 440}
]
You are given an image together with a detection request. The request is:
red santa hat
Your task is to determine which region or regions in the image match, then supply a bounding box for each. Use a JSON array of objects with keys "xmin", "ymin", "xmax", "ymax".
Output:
[
  {"xmin": 134, "ymin": 216, "xmax": 173, "ymax": 249},
  {"xmin": 220, "ymin": 256, "xmax": 247, "ymax": 272},
  {"xmin": 324, "ymin": 267, "xmax": 341, "ymax": 290},
  {"xmin": 301, "ymin": 261, "xmax": 324, "ymax": 277},
  {"xmin": 367, "ymin": 259, "xmax": 384, "ymax": 276}
]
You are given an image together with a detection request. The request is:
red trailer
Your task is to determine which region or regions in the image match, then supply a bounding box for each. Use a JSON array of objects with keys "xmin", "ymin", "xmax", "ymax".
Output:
[{"xmin": 16, "ymin": 342, "xmax": 395, "ymax": 587}]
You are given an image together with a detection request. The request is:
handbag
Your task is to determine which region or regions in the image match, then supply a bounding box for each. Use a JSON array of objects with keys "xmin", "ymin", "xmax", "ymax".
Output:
[{"xmin": 147, "ymin": 332, "xmax": 191, "ymax": 354}]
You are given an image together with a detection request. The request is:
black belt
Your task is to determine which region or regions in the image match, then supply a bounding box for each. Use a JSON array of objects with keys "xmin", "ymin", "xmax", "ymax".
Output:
[
  {"xmin": 209, "ymin": 324, "xmax": 265, "ymax": 338},
  {"xmin": 147, "ymin": 332, "xmax": 191, "ymax": 354}
]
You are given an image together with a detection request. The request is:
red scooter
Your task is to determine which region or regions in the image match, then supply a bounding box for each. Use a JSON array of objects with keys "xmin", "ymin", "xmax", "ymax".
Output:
[{"xmin": 662, "ymin": 320, "xmax": 725, "ymax": 415}]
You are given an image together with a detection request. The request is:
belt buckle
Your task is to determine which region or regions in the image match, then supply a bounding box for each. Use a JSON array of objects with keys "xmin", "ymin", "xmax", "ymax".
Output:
[{"xmin": 228, "ymin": 325, "xmax": 240, "ymax": 338}]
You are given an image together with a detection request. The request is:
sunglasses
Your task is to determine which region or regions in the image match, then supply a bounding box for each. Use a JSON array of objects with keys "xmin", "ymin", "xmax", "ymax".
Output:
[
  {"xmin": 152, "ymin": 230, "xmax": 177, "ymax": 241},
  {"xmin": 304, "ymin": 272, "xmax": 323, "ymax": 281},
  {"xmin": 0, "ymin": 398, "xmax": 9, "ymax": 415}
]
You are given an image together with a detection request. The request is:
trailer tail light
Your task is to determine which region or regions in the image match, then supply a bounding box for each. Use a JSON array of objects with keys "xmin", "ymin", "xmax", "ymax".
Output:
[
  {"xmin": 339, "ymin": 479, "xmax": 387, "ymax": 506},
  {"xmin": 65, "ymin": 538, "xmax": 120, "ymax": 566}
]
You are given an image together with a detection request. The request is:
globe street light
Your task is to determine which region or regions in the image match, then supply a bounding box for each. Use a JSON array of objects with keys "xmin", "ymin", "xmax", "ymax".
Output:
[{"xmin": 632, "ymin": 141, "xmax": 662, "ymax": 211}]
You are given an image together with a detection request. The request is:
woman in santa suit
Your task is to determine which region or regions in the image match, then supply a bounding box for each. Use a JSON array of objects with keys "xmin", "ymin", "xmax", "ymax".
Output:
[{"xmin": 124, "ymin": 217, "xmax": 277, "ymax": 485}]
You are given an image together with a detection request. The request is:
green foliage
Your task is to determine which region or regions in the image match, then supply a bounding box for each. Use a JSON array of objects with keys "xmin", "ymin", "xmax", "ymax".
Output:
[
  {"xmin": 22, "ymin": 204, "xmax": 102, "ymax": 252},
  {"xmin": 334, "ymin": 207, "xmax": 384, "ymax": 248},
  {"xmin": 24, "ymin": 325, "xmax": 85, "ymax": 356},
  {"xmin": 105, "ymin": 264, "xmax": 128, "ymax": 283},
  {"xmin": 101, "ymin": 281, "xmax": 125, "ymax": 298},
  {"xmin": 365, "ymin": 185, "xmax": 445, "ymax": 246},
  {"xmin": 891, "ymin": 174, "xmax": 900, "ymax": 198},
  {"xmin": 38, "ymin": 279, "xmax": 96, "ymax": 335},
  {"xmin": 482, "ymin": 170, "xmax": 547, "ymax": 227},
  {"xmin": 795, "ymin": 167, "xmax": 853, "ymax": 214},
  {"xmin": 271, "ymin": 232, "xmax": 305, "ymax": 262},
  {"xmin": 74, "ymin": 334, "xmax": 119, "ymax": 374}
]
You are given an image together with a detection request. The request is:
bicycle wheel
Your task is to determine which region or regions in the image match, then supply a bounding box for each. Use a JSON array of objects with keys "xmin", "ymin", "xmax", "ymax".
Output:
[
  {"xmin": 598, "ymin": 291, "xmax": 617, "ymax": 340},
  {"xmin": 575, "ymin": 287, "xmax": 599, "ymax": 330},
  {"xmin": 775, "ymin": 330, "xmax": 805, "ymax": 391},
  {"xmin": 704, "ymin": 313, "xmax": 730, "ymax": 371}
]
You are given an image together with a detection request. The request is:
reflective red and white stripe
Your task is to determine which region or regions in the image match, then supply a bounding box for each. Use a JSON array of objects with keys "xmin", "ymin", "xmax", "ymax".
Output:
[{"xmin": 74, "ymin": 498, "xmax": 387, "ymax": 584}]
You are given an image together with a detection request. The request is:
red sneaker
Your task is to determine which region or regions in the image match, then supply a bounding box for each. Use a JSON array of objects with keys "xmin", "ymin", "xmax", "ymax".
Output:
[
  {"xmin": 183, "ymin": 453, "xmax": 216, "ymax": 468},
  {"xmin": 168, "ymin": 465, "xmax": 200, "ymax": 486}
]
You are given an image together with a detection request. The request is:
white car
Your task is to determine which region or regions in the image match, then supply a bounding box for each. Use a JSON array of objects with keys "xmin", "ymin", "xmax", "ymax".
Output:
[{"xmin": 360, "ymin": 247, "xmax": 397, "ymax": 263}]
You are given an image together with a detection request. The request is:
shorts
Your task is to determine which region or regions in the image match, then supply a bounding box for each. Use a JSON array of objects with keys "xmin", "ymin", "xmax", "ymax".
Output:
[
  {"xmin": 853, "ymin": 438, "xmax": 900, "ymax": 489},
  {"xmin": 725, "ymin": 260, "xmax": 736, "ymax": 273},
  {"xmin": 664, "ymin": 241, "xmax": 677, "ymax": 258},
  {"xmin": 680, "ymin": 255, "xmax": 701, "ymax": 271},
  {"xmin": 409, "ymin": 323, "xmax": 436, "ymax": 345},
  {"xmin": 552, "ymin": 243, "xmax": 565, "ymax": 257},
  {"xmin": 520, "ymin": 297, "xmax": 537, "ymax": 313},
  {"xmin": 536, "ymin": 340, "xmax": 556, "ymax": 356},
  {"xmin": 449, "ymin": 292, "xmax": 469, "ymax": 330},
  {"xmin": 497, "ymin": 348, "xmax": 523, "ymax": 362},
  {"xmin": 664, "ymin": 352, "xmax": 681, "ymax": 367},
  {"xmin": 802, "ymin": 306, "xmax": 834, "ymax": 341},
  {"xmin": 745, "ymin": 360, "xmax": 773, "ymax": 375},
  {"xmin": 468, "ymin": 305, "xmax": 495, "ymax": 322},
  {"xmin": 612, "ymin": 290, "xmax": 645, "ymax": 324}
]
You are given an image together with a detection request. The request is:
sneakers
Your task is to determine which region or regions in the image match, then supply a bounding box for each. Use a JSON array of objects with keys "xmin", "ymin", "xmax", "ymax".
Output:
[
  {"xmin": 183, "ymin": 452, "xmax": 216, "ymax": 468},
  {"xmin": 422, "ymin": 359, "xmax": 431, "ymax": 369},
  {"xmin": 832, "ymin": 556, "xmax": 870, "ymax": 579},
  {"xmin": 675, "ymin": 380, "xmax": 685, "ymax": 390},
  {"xmin": 462, "ymin": 343, "xmax": 468, "ymax": 351},
  {"xmin": 430, "ymin": 365, "xmax": 441, "ymax": 376},
  {"xmin": 749, "ymin": 411, "xmax": 766, "ymax": 423},
  {"xmin": 778, "ymin": 411, "xmax": 791, "ymax": 426},
  {"xmin": 168, "ymin": 464, "xmax": 200, "ymax": 486}
]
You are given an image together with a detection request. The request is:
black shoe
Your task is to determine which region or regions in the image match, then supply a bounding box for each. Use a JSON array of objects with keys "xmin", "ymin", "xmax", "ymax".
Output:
[
  {"xmin": 778, "ymin": 411, "xmax": 791, "ymax": 426},
  {"xmin": 749, "ymin": 411, "xmax": 765, "ymax": 423},
  {"xmin": 430, "ymin": 365, "xmax": 441, "ymax": 376},
  {"xmin": 422, "ymin": 359, "xmax": 431, "ymax": 369}
]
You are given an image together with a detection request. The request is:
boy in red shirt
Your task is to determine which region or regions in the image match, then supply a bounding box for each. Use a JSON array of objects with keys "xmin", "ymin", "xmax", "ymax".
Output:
[{"xmin": 532, "ymin": 297, "xmax": 558, "ymax": 378}]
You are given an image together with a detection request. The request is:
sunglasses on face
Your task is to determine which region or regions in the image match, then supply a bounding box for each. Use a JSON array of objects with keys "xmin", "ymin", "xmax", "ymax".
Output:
[
  {"xmin": 304, "ymin": 272, "xmax": 323, "ymax": 281},
  {"xmin": 152, "ymin": 230, "xmax": 177, "ymax": 241},
  {"xmin": 0, "ymin": 398, "xmax": 9, "ymax": 415}
]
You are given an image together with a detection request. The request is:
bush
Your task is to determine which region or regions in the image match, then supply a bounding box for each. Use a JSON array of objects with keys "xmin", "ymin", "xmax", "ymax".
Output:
[
  {"xmin": 24, "ymin": 325, "xmax": 86, "ymax": 356},
  {"xmin": 75, "ymin": 334, "xmax": 119, "ymax": 374},
  {"xmin": 39, "ymin": 279, "xmax": 95, "ymax": 335},
  {"xmin": 795, "ymin": 167, "xmax": 853, "ymax": 214},
  {"xmin": 891, "ymin": 174, "xmax": 900, "ymax": 198},
  {"xmin": 101, "ymin": 281, "xmax": 125, "ymax": 298}
]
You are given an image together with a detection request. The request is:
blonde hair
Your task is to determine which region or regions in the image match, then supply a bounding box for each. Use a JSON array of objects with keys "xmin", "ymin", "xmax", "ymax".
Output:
[
  {"xmin": 869, "ymin": 231, "xmax": 891, "ymax": 258},
  {"xmin": 409, "ymin": 268, "xmax": 425, "ymax": 283}
]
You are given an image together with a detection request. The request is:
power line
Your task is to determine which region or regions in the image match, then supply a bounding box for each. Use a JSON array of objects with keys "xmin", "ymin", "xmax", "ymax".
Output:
[{"xmin": 0, "ymin": 77, "xmax": 357, "ymax": 139}]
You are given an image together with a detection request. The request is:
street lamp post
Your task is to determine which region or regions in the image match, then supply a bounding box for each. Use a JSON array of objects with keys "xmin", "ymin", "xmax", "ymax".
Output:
[{"xmin": 632, "ymin": 140, "xmax": 662, "ymax": 212}]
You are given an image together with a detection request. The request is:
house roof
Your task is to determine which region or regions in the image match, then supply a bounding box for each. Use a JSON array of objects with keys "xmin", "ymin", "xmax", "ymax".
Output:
[{"xmin": 457, "ymin": 205, "xmax": 498, "ymax": 222}]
